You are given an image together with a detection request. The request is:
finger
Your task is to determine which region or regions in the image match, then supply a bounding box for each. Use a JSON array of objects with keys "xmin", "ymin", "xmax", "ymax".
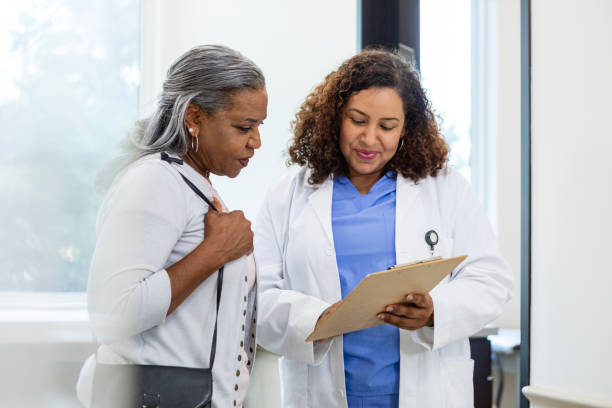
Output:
[
  {"xmin": 405, "ymin": 293, "xmax": 430, "ymax": 308},
  {"xmin": 384, "ymin": 304, "xmax": 426, "ymax": 320},
  {"xmin": 211, "ymin": 197, "xmax": 222, "ymax": 212},
  {"xmin": 377, "ymin": 312, "xmax": 423, "ymax": 330}
]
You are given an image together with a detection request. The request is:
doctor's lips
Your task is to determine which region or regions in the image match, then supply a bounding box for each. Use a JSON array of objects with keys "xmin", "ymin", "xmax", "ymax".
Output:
[{"xmin": 354, "ymin": 149, "xmax": 378, "ymax": 160}]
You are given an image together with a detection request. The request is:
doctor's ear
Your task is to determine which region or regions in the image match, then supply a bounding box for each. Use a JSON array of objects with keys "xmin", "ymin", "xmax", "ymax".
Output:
[{"xmin": 184, "ymin": 103, "xmax": 204, "ymax": 131}]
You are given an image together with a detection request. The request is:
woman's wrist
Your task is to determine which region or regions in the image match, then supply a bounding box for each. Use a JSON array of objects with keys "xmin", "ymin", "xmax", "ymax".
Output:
[{"xmin": 195, "ymin": 239, "xmax": 227, "ymax": 273}]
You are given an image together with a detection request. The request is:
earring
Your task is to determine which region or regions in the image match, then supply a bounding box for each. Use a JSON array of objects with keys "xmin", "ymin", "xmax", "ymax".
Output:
[
  {"xmin": 398, "ymin": 138, "xmax": 405, "ymax": 150},
  {"xmin": 189, "ymin": 127, "xmax": 194, "ymax": 134},
  {"xmin": 191, "ymin": 136, "xmax": 199, "ymax": 153}
]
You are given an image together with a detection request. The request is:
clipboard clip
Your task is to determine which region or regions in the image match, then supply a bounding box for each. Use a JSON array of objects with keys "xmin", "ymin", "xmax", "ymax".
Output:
[{"xmin": 388, "ymin": 256, "xmax": 442, "ymax": 270}]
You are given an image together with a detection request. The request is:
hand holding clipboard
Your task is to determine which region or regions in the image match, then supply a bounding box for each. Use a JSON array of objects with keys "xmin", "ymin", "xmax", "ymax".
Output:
[{"xmin": 306, "ymin": 255, "xmax": 467, "ymax": 342}]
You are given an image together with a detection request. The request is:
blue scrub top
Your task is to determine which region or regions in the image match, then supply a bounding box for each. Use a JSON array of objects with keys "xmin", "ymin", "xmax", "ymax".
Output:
[{"xmin": 332, "ymin": 172, "xmax": 400, "ymax": 407}]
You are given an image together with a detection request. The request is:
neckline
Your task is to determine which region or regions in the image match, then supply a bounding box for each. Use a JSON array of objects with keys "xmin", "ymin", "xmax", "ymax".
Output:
[{"xmin": 335, "ymin": 171, "xmax": 397, "ymax": 196}]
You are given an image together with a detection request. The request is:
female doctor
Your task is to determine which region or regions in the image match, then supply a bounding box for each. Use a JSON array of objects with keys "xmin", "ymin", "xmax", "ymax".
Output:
[{"xmin": 254, "ymin": 49, "xmax": 513, "ymax": 407}]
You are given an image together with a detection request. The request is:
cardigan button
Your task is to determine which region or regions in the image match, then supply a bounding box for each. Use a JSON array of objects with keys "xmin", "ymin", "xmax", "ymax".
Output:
[
  {"xmin": 243, "ymin": 309, "xmax": 246, "ymax": 316},
  {"xmin": 242, "ymin": 324, "xmax": 245, "ymax": 331},
  {"xmin": 244, "ymin": 295, "xmax": 247, "ymax": 302},
  {"xmin": 234, "ymin": 401, "xmax": 236, "ymax": 406},
  {"xmin": 235, "ymin": 384, "xmax": 238, "ymax": 391},
  {"xmin": 240, "ymin": 340, "xmax": 244, "ymax": 347},
  {"xmin": 236, "ymin": 369, "xmax": 240, "ymax": 376},
  {"xmin": 244, "ymin": 276, "xmax": 247, "ymax": 282},
  {"xmin": 238, "ymin": 355, "xmax": 242, "ymax": 361}
]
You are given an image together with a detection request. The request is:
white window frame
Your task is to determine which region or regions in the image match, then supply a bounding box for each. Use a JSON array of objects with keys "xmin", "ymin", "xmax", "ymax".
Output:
[{"xmin": 0, "ymin": 292, "xmax": 91, "ymax": 344}]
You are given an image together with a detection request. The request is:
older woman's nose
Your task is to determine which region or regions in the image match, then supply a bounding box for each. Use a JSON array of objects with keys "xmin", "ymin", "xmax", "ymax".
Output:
[{"xmin": 249, "ymin": 129, "xmax": 262, "ymax": 149}]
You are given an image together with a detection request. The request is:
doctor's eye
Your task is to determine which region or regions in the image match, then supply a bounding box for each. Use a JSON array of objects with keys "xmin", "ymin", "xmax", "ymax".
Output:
[{"xmin": 350, "ymin": 117, "xmax": 366, "ymax": 125}]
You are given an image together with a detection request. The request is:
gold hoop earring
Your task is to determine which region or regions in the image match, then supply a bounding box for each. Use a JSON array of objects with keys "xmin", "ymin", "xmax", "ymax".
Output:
[{"xmin": 188, "ymin": 128, "xmax": 199, "ymax": 153}]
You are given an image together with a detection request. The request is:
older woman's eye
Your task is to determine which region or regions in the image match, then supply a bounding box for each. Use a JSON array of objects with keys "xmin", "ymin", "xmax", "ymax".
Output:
[{"xmin": 236, "ymin": 126, "xmax": 251, "ymax": 133}]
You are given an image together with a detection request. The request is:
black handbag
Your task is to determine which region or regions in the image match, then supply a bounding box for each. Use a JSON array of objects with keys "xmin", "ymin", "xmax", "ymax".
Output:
[{"xmin": 92, "ymin": 153, "xmax": 223, "ymax": 408}]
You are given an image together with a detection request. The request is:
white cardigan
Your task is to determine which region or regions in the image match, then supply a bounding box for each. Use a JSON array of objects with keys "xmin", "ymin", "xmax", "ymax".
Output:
[
  {"xmin": 254, "ymin": 167, "xmax": 513, "ymax": 407},
  {"xmin": 76, "ymin": 154, "xmax": 257, "ymax": 408}
]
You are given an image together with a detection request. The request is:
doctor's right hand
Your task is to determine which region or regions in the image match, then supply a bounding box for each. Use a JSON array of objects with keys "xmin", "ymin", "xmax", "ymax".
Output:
[{"xmin": 203, "ymin": 197, "xmax": 254, "ymax": 263}]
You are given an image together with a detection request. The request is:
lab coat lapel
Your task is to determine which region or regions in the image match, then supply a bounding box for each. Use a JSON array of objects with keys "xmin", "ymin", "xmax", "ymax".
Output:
[
  {"xmin": 395, "ymin": 175, "xmax": 427, "ymax": 264},
  {"xmin": 307, "ymin": 177, "xmax": 335, "ymax": 245}
]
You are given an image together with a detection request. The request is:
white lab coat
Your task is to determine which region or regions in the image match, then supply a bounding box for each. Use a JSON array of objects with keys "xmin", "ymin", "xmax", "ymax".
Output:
[{"xmin": 254, "ymin": 167, "xmax": 513, "ymax": 408}]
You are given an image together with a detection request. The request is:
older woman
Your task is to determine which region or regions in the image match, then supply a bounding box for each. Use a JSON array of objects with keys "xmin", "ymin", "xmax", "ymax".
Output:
[
  {"xmin": 77, "ymin": 45, "xmax": 267, "ymax": 408},
  {"xmin": 254, "ymin": 49, "xmax": 513, "ymax": 407}
]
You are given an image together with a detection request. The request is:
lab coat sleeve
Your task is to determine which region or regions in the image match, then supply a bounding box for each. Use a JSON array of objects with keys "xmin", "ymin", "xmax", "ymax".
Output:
[
  {"xmin": 410, "ymin": 171, "xmax": 514, "ymax": 350},
  {"xmin": 254, "ymin": 188, "xmax": 333, "ymax": 365},
  {"xmin": 87, "ymin": 161, "xmax": 185, "ymax": 344}
]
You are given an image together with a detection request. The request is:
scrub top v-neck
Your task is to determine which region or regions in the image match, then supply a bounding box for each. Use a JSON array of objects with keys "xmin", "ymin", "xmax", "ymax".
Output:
[{"xmin": 331, "ymin": 172, "xmax": 399, "ymax": 407}]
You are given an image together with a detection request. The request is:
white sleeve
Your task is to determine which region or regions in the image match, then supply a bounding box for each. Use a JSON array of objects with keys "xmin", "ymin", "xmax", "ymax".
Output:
[
  {"xmin": 410, "ymin": 172, "xmax": 514, "ymax": 350},
  {"xmin": 254, "ymin": 186, "xmax": 332, "ymax": 366},
  {"xmin": 88, "ymin": 161, "xmax": 186, "ymax": 343}
]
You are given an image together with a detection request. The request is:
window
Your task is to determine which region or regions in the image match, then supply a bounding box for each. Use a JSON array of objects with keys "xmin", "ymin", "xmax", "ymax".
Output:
[
  {"xmin": 0, "ymin": 0, "xmax": 141, "ymax": 292},
  {"xmin": 421, "ymin": 0, "xmax": 498, "ymax": 228},
  {"xmin": 421, "ymin": 0, "xmax": 472, "ymax": 180}
]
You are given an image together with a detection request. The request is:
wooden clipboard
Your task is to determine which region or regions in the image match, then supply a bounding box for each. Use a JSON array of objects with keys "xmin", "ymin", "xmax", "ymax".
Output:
[{"xmin": 305, "ymin": 255, "xmax": 467, "ymax": 342}]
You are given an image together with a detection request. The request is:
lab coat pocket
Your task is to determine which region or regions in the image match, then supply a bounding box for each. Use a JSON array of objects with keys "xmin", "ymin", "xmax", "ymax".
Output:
[{"xmin": 442, "ymin": 357, "xmax": 474, "ymax": 408}]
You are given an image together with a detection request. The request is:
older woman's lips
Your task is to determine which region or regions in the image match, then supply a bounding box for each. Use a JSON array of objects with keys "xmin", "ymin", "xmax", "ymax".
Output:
[
  {"xmin": 239, "ymin": 158, "xmax": 250, "ymax": 167},
  {"xmin": 355, "ymin": 149, "xmax": 377, "ymax": 160}
]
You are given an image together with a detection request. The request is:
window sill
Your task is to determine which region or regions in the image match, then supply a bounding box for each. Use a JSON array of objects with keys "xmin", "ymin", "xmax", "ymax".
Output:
[{"xmin": 0, "ymin": 292, "xmax": 94, "ymax": 344}]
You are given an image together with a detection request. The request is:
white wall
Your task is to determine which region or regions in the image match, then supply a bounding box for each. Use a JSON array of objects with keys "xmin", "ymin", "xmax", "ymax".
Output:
[
  {"xmin": 527, "ymin": 0, "xmax": 612, "ymax": 406},
  {"xmin": 141, "ymin": 0, "xmax": 358, "ymax": 221}
]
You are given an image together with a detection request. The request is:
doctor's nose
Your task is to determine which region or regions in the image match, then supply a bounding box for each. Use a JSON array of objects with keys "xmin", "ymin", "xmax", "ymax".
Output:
[{"xmin": 360, "ymin": 124, "xmax": 378, "ymax": 145}]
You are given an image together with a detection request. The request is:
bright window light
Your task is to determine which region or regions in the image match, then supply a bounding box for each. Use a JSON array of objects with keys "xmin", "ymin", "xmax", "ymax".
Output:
[{"xmin": 0, "ymin": 0, "xmax": 140, "ymax": 292}]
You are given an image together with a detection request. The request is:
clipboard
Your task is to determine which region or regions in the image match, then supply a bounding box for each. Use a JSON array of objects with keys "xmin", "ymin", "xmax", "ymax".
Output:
[{"xmin": 305, "ymin": 255, "xmax": 467, "ymax": 342}]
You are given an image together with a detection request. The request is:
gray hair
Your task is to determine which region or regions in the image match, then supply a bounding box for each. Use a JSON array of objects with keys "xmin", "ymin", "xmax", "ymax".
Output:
[{"xmin": 97, "ymin": 44, "xmax": 265, "ymax": 191}]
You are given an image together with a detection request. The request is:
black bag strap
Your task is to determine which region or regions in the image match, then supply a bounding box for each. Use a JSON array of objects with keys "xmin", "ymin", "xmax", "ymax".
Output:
[{"xmin": 161, "ymin": 152, "xmax": 223, "ymax": 369}]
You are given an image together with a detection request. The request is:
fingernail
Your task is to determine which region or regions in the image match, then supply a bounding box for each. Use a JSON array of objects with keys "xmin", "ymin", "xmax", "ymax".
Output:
[
  {"xmin": 406, "ymin": 295, "xmax": 413, "ymax": 301},
  {"xmin": 377, "ymin": 314, "xmax": 384, "ymax": 320},
  {"xmin": 386, "ymin": 306, "xmax": 392, "ymax": 312}
]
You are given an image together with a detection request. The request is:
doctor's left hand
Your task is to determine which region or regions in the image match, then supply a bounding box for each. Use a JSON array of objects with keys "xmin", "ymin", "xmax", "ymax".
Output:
[{"xmin": 378, "ymin": 294, "xmax": 434, "ymax": 330}]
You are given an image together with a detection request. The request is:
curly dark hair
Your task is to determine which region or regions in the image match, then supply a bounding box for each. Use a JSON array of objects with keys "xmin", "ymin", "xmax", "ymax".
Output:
[{"xmin": 288, "ymin": 48, "xmax": 448, "ymax": 184}]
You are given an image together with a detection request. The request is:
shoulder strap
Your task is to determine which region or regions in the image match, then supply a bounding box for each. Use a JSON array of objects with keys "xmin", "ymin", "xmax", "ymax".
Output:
[
  {"xmin": 160, "ymin": 152, "xmax": 223, "ymax": 369},
  {"xmin": 179, "ymin": 173, "xmax": 219, "ymax": 212},
  {"xmin": 161, "ymin": 152, "xmax": 219, "ymax": 212}
]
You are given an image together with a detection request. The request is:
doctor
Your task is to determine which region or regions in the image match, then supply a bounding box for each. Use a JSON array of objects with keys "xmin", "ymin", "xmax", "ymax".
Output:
[{"xmin": 254, "ymin": 49, "xmax": 513, "ymax": 408}]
